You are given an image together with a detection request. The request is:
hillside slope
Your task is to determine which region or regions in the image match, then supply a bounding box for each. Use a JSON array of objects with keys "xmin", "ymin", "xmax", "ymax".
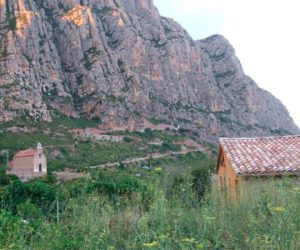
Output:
[{"xmin": 0, "ymin": 0, "xmax": 298, "ymax": 140}]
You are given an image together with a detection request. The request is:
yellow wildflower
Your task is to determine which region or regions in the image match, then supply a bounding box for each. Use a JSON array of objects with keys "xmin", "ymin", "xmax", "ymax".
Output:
[
  {"xmin": 154, "ymin": 167, "xmax": 162, "ymax": 172},
  {"xmin": 205, "ymin": 216, "xmax": 216, "ymax": 221},
  {"xmin": 181, "ymin": 238, "xmax": 196, "ymax": 243},
  {"xmin": 270, "ymin": 206, "xmax": 286, "ymax": 212},
  {"xmin": 143, "ymin": 241, "xmax": 158, "ymax": 247},
  {"xmin": 196, "ymin": 243, "xmax": 204, "ymax": 249}
]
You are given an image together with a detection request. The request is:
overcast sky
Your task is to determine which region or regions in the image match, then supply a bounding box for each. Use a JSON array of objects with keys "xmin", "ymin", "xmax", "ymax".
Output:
[{"xmin": 153, "ymin": 0, "xmax": 300, "ymax": 127}]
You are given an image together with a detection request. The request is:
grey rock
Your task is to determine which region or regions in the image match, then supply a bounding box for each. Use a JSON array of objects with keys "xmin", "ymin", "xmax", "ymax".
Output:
[{"xmin": 0, "ymin": 0, "xmax": 298, "ymax": 141}]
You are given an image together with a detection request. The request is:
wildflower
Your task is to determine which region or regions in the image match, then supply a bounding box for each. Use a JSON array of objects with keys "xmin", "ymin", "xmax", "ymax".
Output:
[
  {"xmin": 196, "ymin": 243, "xmax": 204, "ymax": 249},
  {"xmin": 154, "ymin": 167, "xmax": 162, "ymax": 172},
  {"xmin": 205, "ymin": 216, "xmax": 216, "ymax": 221},
  {"xmin": 143, "ymin": 241, "xmax": 158, "ymax": 247},
  {"xmin": 181, "ymin": 238, "xmax": 196, "ymax": 243},
  {"xmin": 267, "ymin": 203, "xmax": 286, "ymax": 212},
  {"xmin": 269, "ymin": 206, "xmax": 285, "ymax": 212},
  {"xmin": 269, "ymin": 206, "xmax": 286, "ymax": 212}
]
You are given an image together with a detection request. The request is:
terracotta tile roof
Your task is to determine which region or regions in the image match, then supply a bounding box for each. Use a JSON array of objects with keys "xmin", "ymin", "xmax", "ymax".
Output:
[
  {"xmin": 220, "ymin": 135, "xmax": 300, "ymax": 176},
  {"xmin": 15, "ymin": 149, "xmax": 38, "ymax": 158}
]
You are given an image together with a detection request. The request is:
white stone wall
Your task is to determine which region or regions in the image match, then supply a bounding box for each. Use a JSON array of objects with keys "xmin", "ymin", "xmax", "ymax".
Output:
[{"xmin": 33, "ymin": 153, "xmax": 47, "ymax": 173}]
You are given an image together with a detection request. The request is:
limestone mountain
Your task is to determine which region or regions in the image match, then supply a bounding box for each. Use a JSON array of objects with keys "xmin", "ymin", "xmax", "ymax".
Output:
[{"xmin": 0, "ymin": 0, "xmax": 298, "ymax": 140}]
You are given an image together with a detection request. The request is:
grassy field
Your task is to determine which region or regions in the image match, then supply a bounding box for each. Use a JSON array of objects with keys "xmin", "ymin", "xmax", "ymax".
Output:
[{"xmin": 0, "ymin": 173, "xmax": 299, "ymax": 249}]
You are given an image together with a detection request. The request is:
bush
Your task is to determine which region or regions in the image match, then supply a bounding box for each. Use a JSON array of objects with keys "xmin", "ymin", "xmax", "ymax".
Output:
[
  {"xmin": 169, "ymin": 174, "xmax": 185, "ymax": 195},
  {"xmin": 43, "ymin": 172, "xmax": 57, "ymax": 184},
  {"xmin": 1, "ymin": 180, "xmax": 27, "ymax": 213},
  {"xmin": 25, "ymin": 181, "xmax": 55, "ymax": 211},
  {"xmin": 123, "ymin": 137, "xmax": 132, "ymax": 143},
  {"xmin": 0, "ymin": 166, "xmax": 9, "ymax": 185},
  {"xmin": 17, "ymin": 202, "xmax": 42, "ymax": 220},
  {"xmin": 6, "ymin": 174, "xmax": 19, "ymax": 182},
  {"xmin": 191, "ymin": 168, "xmax": 211, "ymax": 201},
  {"xmin": 0, "ymin": 210, "xmax": 20, "ymax": 242},
  {"xmin": 118, "ymin": 162, "xmax": 126, "ymax": 170},
  {"xmin": 86, "ymin": 175, "xmax": 140, "ymax": 197},
  {"xmin": 172, "ymin": 174, "xmax": 184, "ymax": 184},
  {"xmin": 0, "ymin": 180, "xmax": 55, "ymax": 214},
  {"xmin": 161, "ymin": 142, "xmax": 180, "ymax": 152}
]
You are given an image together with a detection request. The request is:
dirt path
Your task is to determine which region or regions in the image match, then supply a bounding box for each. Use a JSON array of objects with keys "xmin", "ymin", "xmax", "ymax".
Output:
[{"xmin": 89, "ymin": 149, "xmax": 199, "ymax": 169}]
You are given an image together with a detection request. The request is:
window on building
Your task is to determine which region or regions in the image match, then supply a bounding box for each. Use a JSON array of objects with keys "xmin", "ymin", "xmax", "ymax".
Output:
[
  {"xmin": 39, "ymin": 153, "xmax": 42, "ymax": 159},
  {"xmin": 39, "ymin": 163, "xmax": 42, "ymax": 172}
]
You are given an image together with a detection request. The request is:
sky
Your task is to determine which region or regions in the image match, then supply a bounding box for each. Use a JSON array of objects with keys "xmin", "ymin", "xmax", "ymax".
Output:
[{"xmin": 153, "ymin": 0, "xmax": 300, "ymax": 127}]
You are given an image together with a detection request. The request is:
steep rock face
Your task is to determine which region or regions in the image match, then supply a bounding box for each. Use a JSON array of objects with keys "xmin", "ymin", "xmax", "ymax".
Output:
[{"xmin": 0, "ymin": 0, "xmax": 298, "ymax": 140}]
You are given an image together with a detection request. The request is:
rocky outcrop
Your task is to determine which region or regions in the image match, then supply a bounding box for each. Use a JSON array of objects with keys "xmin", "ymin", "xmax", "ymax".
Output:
[{"xmin": 0, "ymin": 0, "xmax": 298, "ymax": 140}]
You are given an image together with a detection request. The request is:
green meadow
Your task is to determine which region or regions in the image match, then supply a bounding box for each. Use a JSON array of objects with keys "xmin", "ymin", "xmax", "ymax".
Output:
[{"xmin": 0, "ymin": 165, "xmax": 299, "ymax": 249}]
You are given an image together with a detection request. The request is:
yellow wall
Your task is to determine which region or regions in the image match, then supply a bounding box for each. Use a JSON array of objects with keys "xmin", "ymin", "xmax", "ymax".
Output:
[{"xmin": 217, "ymin": 147, "xmax": 241, "ymax": 198}]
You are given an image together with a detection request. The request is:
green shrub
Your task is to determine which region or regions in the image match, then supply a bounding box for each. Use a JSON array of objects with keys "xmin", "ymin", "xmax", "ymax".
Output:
[
  {"xmin": 6, "ymin": 174, "xmax": 19, "ymax": 182},
  {"xmin": 0, "ymin": 210, "xmax": 21, "ymax": 243},
  {"xmin": 0, "ymin": 166, "xmax": 9, "ymax": 186},
  {"xmin": 17, "ymin": 202, "xmax": 42, "ymax": 220},
  {"xmin": 166, "ymin": 174, "xmax": 185, "ymax": 198},
  {"xmin": 191, "ymin": 168, "xmax": 211, "ymax": 201},
  {"xmin": 118, "ymin": 162, "xmax": 126, "ymax": 170},
  {"xmin": 123, "ymin": 137, "xmax": 132, "ymax": 143},
  {"xmin": 43, "ymin": 172, "xmax": 57, "ymax": 184},
  {"xmin": 161, "ymin": 142, "xmax": 180, "ymax": 152},
  {"xmin": 24, "ymin": 181, "xmax": 55, "ymax": 210},
  {"xmin": 1, "ymin": 180, "xmax": 27, "ymax": 213},
  {"xmin": 0, "ymin": 180, "xmax": 55, "ymax": 214},
  {"xmin": 86, "ymin": 175, "xmax": 140, "ymax": 197}
]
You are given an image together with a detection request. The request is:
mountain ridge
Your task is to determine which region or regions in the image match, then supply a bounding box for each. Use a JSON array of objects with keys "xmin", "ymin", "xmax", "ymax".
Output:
[{"xmin": 0, "ymin": 0, "xmax": 298, "ymax": 140}]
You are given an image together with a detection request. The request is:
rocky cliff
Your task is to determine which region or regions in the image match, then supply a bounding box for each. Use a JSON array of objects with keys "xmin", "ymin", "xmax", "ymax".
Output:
[{"xmin": 0, "ymin": 0, "xmax": 298, "ymax": 140}]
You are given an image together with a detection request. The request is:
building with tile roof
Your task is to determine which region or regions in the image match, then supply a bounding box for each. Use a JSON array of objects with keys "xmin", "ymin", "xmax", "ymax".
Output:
[
  {"xmin": 6, "ymin": 143, "xmax": 47, "ymax": 181},
  {"xmin": 216, "ymin": 135, "xmax": 300, "ymax": 194}
]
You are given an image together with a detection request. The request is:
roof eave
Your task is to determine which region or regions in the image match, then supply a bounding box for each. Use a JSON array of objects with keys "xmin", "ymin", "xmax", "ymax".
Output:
[{"xmin": 237, "ymin": 171, "xmax": 300, "ymax": 178}]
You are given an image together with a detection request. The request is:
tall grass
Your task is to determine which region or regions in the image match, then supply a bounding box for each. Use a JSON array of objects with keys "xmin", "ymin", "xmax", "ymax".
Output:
[{"xmin": 1, "ymin": 177, "xmax": 299, "ymax": 249}]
